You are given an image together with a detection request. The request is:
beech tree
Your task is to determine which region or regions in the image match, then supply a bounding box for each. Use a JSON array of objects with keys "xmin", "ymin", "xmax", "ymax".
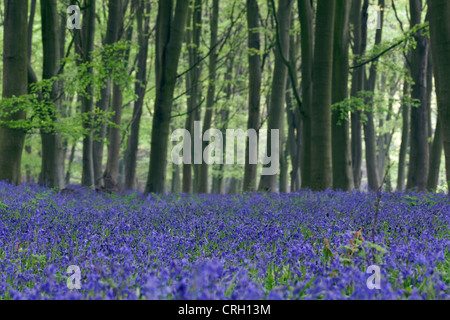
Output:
[
  {"xmin": 0, "ymin": 0, "xmax": 28, "ymax": 184},
  {"xmin": 332, "ymin": 0, "xmax": 354, "ymax": 191},
  {"xmin": 145, "ymin": 0, "xmax": 190, "ymax": 194},
  {"xmin": 309, "ymin": 0, "xmax": 336, "ymax": 191},
  {"xmin": 258, "ymin": 0, "xmax": 293, "ymax": 192},
  {"xmin": 428, "ymin": 0, "xmax": 450, "ymax": 193},
  {"xmin": 406, "ymin": 0, "xmax": 430, "ymax": 191},
  {"xmin": 243, "ymin": 0, "xmax": 262, "ymax": 192},
  {"xmin": 39, "ymin": 0, "xmax": 65, "ymax": 189},
  {"xmin": 124, "ymin": 0, "xmax": 151, "ymax": 190}
]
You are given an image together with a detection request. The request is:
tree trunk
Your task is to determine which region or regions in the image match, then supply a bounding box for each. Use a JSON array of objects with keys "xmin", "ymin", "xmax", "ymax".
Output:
[
  {"xmin": 243, "ymin": 0, "xmax": 262, "ymax": 192},
  {"xmin": 427, "ymin": 118, "xmax": 443, "ymax": 190},
  {"xmin": 363, "ymin": 0, "xmax": 384, "ymax": 191},
  {"xmin": 145, "ymin": 0, "xmax": 190, "ymax": 194},
  {"xmin": 228, "ymin": 177, "xmax": 240, "ymax": 194},
  {"xmin": 104, "ymin": 83, "xmax": 124, "ymax": 190},
  {"xmin": 279, "ymin": 119, "xmax": 288, "ymax": 193},
  {"xmin": 65, "ymin": 142, "xmax": 76, "ymax": 185},
  {"xmin": 211, "ymin": 58, "xmax": 233, "ymax": 195},
  {"xmin": 75, "ymin": 0, "xmax": 96, "ymax": 187},
  {"xmin": 309, "ymin": 0, "xmax": 335, "ymax": 191},
  {"xmin": 40, "ymin": 0, "xmax": 65, "ymax": 189},
  {"xmin": 332, "ymin": 0, "xmax": 354, "ymax": 191},
  {"xmin": 376, "ymin": 78, "xmax": 394, "ymax": 178},
  {"xmin": 426, "ymin": 49, "xmax": 433, "ymax": 151},
  {"xmin": 124, "ymin": 0, "xmax": 151, "ymax": 190},
  {"xmin": 350, "ymin": 0, "xmax": 368, "ymax": 189},
  {"xmin": 93, "ymin": 0, "xmax": 123, "ymax": 187},
  {"xmin": 258, "ymin": 0, "xmax": 293, "ymax": 192},
  {"xmin": 428, "ymin": 0, "xmax": 450, "ymax": 193},
  {"xmin": 285, "ymin": 32, "xmax": 302, "ymax": 192},
  {"xmin": 182, "ymin": 0, "xmax": 202, "ymax": 193},
  {"xmin": 397, "ymin": 76, "xmax": 410, "ymax": 191},
  {"xmin": 406, "ymin": 0, "xmax": 430, "ymax": 191},
  {"xmin": 0, "ymin": 0, "xmax": 28, "ymax": 184},
  {"xmin": 104, "ymin": 1, "xmax": 131, "ymax": 190},
  {"xmin": 198, "ymin": 0, "xmax": 219, "ymax": 194},
  {"xmin": 298, "ymin": 0, "xmax": 313, "ymax": 189}
]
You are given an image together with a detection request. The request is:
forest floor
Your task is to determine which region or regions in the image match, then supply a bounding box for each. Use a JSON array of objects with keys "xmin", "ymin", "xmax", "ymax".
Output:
[{"xmin": 0, "ymin": 182, "xmax": 449, "ymax": 299}]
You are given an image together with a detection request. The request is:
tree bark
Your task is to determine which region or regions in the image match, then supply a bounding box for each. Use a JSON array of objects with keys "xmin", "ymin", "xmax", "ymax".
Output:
[
  {"xmin": 286, "ymin": 32, "xmax": 301, "ymax": 192},
  {"xmin": 75, "ymin": 0, "xmax": 96, "ymax": 187},
  {"xmin": 124, "ymin": 0, "xmax": 151, "ymax": 190},
  {"xmin": 406, "ymin": 0, "xmax": 430, "ymax": 191},
  {"xmin": 397, "ymin": 76, "xmax": 410, "ymax": 191},
  {"xmin": 332, "ymin": 0, "xmax": 354, "ymax": 191},
  {"xmin": 309, "ymin": 0, "xmax": 335, "ymax": 191},
  {"xmin": 243, "ymin": 0, "xmax": 262, "ymax": 192},
  {"xmin": 182, "ymin": 0, "xmax": 202, "ymax": 193},
  {"xmin": 211, "ymin": 58, "xmax": 233, "ymax": 195},
  {"xmin": 104, "ymin": 1, "xmax": 131, "ymax": 190},
  {"xmin": 279, "ymin": 119, "xmax": 288, "ymax": 193},
  {"xmin": 350, "ymin": 0, "xmax": 368, "ymax": 189},
  {"xmin": 93, "ymin": 0, "xmax": 123, "ymax": 187},
  {"xmin": 145, "ymin": 0, "xmax": 190, "ymax": 194},
  {"xmin": 363, "ymin": 0, "xmax": 384, "ymax": 191},
  {"xmin": 198, "ymin": 0, "xmax": 219, "ymax": 194},
  {"xmin": 39, "ymin": 0, "xmax": 65, "ymax": 189},
  {"xmin": 427, "ymin": 118, "xmax": 443, "ymax": 190},
  {"xmin": 0, "ymin": 0, "xmax": 28, "ymax": 184},
  {"xmin": 258, "ymin": 0, "xmax": 293, "ymax": 192},
  {"xmin": 428, "ymin": 0, "xmax": 450, "ymax": 193},
  {"xmin": 298, "ymin": 0, "xmax": 313, "ymax": 189}
]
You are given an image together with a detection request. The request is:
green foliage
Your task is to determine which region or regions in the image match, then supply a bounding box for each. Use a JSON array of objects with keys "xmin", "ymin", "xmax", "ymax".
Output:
[{"xmin": 0, "ymin": 40, "xmax": 133, "ymax": 142}]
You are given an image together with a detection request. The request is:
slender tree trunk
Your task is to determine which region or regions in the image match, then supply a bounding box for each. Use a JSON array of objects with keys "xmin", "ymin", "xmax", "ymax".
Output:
[
  {"xmin": 350, "ymin": 0, "xmax": 368, "ymax": 189},
  {"xmin": 40, "ymin": 0, "xmax": 65, "ymax": 189},
  {"xmin": 397, "ymin": 76, "xmax": 410, "ymax": 191},
  {"xmin": 228, "ymin": 178, "xmax": 239, "ymax": 194},
  {"xmin": 428, "ymin": 0, "xmax": 450, "ymax": 193},
  {"xmin": 243, "ymin": 0, "xmax": 262, "ymax": 192},
  {"xmin": 285, "ymin": 28, "xmax": 302, "ymax": 192},
  {"xmin": 93, "ymin": 0, "xmax": 123, "ymax": 187},
  {"xmin": 332, "ymin": 0, "xmax": 354, "ymax": 191},
  {"xmin": 65, "ymin": 142, "xmax": 76, "ymax": 185},
  {"xmin": 182, "ymin": 0, "xmax": 202, "ymax": 193},
  {"xmin": 124, "ymin": 0, "xmax": 151, "ymax": 190},
  {"xmin": 104, "ymin": 0, "xmax": 131, "ymax": 190},
  {"xmin": 171, "ymin": 164, "xmax": 181, "ymax": 193},
  {"xmin": 279, "ymin": 120, "xmax": 288, "ymax": 193},
  {"xmin": 426, "ymin": 50, "xmax": 433, "ymax": 150},
  {"xmin": 104, "ymin": 83, "xmax": 124, "ymax": 190},
  {"xmin": 145, "ymin": 0, "xmax": 190, "ymax": 194},
  {"xmin": 171, "ymin": 125, "xmax": 182, "ymax": 193},
  {"xmin": 427, "ymin": 118, "xmax": 443, "ymax": 190},
  {"xmin": 258, "ymin": 0, "xmax": 293, "ymax": 192},
  {"xmin": 363, "ymin": 0, "xmax": 384, "ymax": 191},
  {"xmin": 376, "ymin": 78, "xmax": 394, "ymax": 177},
  {"xmin": 298, "ymin": 0, "xmax": 313, "ymax": 189},
  {"xmin": 198, "ymin": 0, "xmax": 219, "ymax": 194},
  {"xmin": 211, "ymin": 58, "xmax": 233, "ymax": 195},
  {"xmin": 24, "ymin": 0, "xmax": 37, "ymax": 184},
  {"xmin": 0, "ymin": 0, "xmax": 28, "ymax": 184},
  {"xmin": 75, "ymin": 0, "xmax": 96, "ymax": 187},
  {"xmin": 406, "ymin": 0, "xmax": 430, "ymax": 191},
  {"xmin": 309, "ymin": 0, "xmax": 335, "ymax": 191}
]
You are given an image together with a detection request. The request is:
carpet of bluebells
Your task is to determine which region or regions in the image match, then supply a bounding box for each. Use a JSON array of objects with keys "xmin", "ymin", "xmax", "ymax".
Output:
[{"xmin": 0, "ymin": 181, "xmax": 449, "ymax": 300}]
